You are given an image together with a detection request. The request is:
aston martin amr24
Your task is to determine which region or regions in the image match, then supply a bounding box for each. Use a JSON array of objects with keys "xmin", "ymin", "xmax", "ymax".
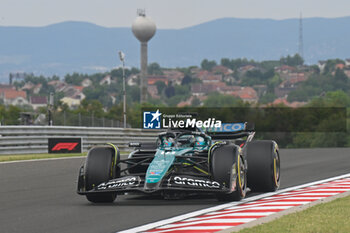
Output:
[{"xmin": 77, "ymin": 123, "xmax": 280, "ymax": 203}]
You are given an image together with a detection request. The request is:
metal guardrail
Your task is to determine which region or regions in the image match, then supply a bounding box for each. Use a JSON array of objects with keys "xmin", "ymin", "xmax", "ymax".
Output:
[{"xmin": 0, "ymin": 126, "xmax": 159, "ymax": 155}]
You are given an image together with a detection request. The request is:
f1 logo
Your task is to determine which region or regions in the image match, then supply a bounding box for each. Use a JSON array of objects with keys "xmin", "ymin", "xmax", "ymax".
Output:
[
  {"xmin": 48, "ymin": 138, "xmax": 81, "ymax": 153},
  {"xmin": 143, "ymin": 109, "xmax": 161, "ymax": 129},
  {"xmin": 52, "ymin": 143, "xmax": 78, "ymax": 151}
]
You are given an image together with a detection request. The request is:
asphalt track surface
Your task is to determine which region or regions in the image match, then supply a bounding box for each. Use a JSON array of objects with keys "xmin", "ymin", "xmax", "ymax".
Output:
[{"xmin": 1, "ymin": 148, "xmax": 350, "ymax": 233}]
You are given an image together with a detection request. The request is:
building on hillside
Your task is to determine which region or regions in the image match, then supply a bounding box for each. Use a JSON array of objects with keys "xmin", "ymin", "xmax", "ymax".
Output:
[
  {"xmin": 163, "ymin": 70, "xmax": 184, "ymax": 85},
  {"xmin": 253, "ymin": 85, "xmax": 268, "ymax": 97},
  {"xmin": 202, "ymin": 74, "xmax": 222, "ymax": 83},
  {"xmin": 30, "ymin": 96, "xmax": 48, "ymax": 110},
  {"xmin": 344, "ymin": 70, "xmax": 350, "ymax": 79},
  {"xmin": 226, "ymin": 87, "xmax": 258, "ymax": 103},
  {"xmin": 212, "ymin": 65, "xmax": 234, "ymax": 75},
  {"xmin": 220, "ymin": 85, "xmax": 242, "ymax": 93},
  {"xmin": 147, "ymin": 75, "xmax": 168, "ymax": 85},
  {"xmin": 21, "ymin": 82, "xmax": 35, "ymax": 91},
  {"xmin": 21, "ymin": 82, "xmax": 42, "ymax": 94},
  {"xmin": 99, "ymin": 75, "xmax": 112, "ymax": 85},
  {"xmin": 345, "ymin": 59, "xmax": 350, "ymax": 67},
  {"xmin": 48, "ymin": 80, "xmax": 68, "ymax": 92},
  {"xmin": 81, "ymin": 78, "xmax": 92, "ymax": 87},
  {"xmin": 71, "ymin": 92, "xmax": 85, "ymax": 101},
  {"xmin": 274, "ymin": 65, "xmax": 296, "ymax": 74},
  {"xmin": 194, "ymin": 70, "xmax": 210, "ymax": 80},
  {"xmin": 109, "ymin": 94, "xmax": 117, "ymax": 105},
  {"xmin": 60, "ymin": 97, "xmax": 82, "ymax": 108},
  {"xmin": 238, "ymin": 65, "xmax": 256, "ymax": 74},
  {"xmin": 127, "ymin": 75, "xmax": 138, "ymax": 86},
  {"xmin": 147, "ymin": 85, "xmax": 160, "ymax": 99},
  {"xmin": 33, "ymin": 84, "xmax": 42, "ymax": 94},
  {"xmin": 191, "ymin": 82, "xmax": 227, "ymax": 96},
  {"xmin": 0, "ymin": 89, "xmax": 28, "ymax": 106},
  {"xmin": 62, "ymin": 85, "xmax": 85, "ymax": 100},
  {"xmin": 318, "ymin": 61, "xmax": 327, "ymax": 73},
  {"xmin": 275, "ymin": 75, "xmax": 308, "ymax": 98},
  {"xmin": 335, "ymin": 63, "xmax": 345, "ymax": 70}
]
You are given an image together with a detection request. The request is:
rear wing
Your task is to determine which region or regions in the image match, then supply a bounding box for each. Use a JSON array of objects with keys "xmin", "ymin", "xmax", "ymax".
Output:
[{"xmin": 205, "ymin": 122, "xmax": 255, "ymax": 140}]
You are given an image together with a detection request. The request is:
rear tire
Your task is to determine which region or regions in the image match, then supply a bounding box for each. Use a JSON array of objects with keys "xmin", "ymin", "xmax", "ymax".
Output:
[
  {"xmin": 246, "ymin": 140, "xmax": 280, "ymax": 192},
  {"xmin": 85, "ymin": 147, "xmax": 118, "ymax": 203},
  {"xmin": 211, "ymin": 144, "xmax": 247, "ymax": 201}
]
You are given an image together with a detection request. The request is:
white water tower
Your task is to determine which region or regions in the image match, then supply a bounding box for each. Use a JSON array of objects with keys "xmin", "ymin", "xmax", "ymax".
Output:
[{"xmin": 132, "ymin": 9, "xmax": 156, "ymax": 103}]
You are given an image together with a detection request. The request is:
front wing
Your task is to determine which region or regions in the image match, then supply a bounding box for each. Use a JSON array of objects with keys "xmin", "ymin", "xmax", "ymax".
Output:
[{"xmin": 77, "ymin": 175, "xmax": 231, "ymax": 195}]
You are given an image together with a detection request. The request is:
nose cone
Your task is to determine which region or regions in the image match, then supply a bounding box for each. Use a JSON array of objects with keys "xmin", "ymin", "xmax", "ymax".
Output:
[{"xmin": 132, "ymin": 16, "xmax": 156, "ymax": 42}]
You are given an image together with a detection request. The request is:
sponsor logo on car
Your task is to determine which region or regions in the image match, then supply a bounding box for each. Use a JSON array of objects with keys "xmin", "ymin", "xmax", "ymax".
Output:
[
  {"xmin": 207, "ymin": 123, "xmax": 245, "ymax": 133},
  {"xmin": 97, "ymin": 177, "xmax": 139, "ymax": 190},
  {"xmin": 169, "ymin": 176, "xmax": 220, "ymax": 189}
]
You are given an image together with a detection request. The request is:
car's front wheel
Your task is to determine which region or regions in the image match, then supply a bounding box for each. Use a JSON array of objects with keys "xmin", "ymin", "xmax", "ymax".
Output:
[{"xmin": 85, "ymin": 146, "xmax": 118, "ymax": 203}]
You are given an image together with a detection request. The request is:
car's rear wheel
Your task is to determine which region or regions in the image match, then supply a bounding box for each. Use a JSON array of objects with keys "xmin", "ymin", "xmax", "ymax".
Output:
[
  {"xmin": 246, "ymin": 140, "xmax": 280, "ymax": 192},
  {"xmin": 211, "ymin": 144, "xmax": 247, "ymax": 201},
  {"xmin": 85, "ymin": 147, "xmax": 118, "ymax": 203}
]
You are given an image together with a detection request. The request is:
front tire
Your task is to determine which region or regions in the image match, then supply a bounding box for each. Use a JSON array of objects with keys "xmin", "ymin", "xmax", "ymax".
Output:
[
  {"xmin": 85, "ymin": 147, "xmax": 118, "ymax": 203},
  {"xmin": 246, "ymin": 140, "xmax": 280, "ymax": 192},
  {"xmin": 211, "ymin": 144, "xmax": 247, "ymax": 201}
]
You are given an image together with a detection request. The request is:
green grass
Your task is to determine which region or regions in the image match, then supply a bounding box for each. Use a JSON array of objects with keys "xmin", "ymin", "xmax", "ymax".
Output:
[
  {"xmin": 0, "ymin": 152, "xmax": 87, "ymax": 162},
  {"xmin": 0, "ymin": 151, "xmax": 130, "ymax": 162},
  {"xmin": 238, "ymin": 194, "xmax": 350, "ymax": 233}
]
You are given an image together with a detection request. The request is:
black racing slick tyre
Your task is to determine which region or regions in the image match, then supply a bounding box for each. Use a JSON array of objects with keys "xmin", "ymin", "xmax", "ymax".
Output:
[
  {"xmin": 246, "ymin": 140, "xmax": 280, "ymax": 192},
  {"xmin": 85, "ymin": 147, "xmax": 118, "ymax": 203},
  {"xmin": 211, "ymin": 144, "xmax": 247, "ymax": 202}
]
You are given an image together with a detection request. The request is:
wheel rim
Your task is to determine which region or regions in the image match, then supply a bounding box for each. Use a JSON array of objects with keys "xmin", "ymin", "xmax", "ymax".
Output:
[
  {"xmin": 236, "ymin": 155, "xmax": 246, "ymax": 195},
  {"xmin": 274, "ymin": 153, "xmax": 280, "ymax": 186}
]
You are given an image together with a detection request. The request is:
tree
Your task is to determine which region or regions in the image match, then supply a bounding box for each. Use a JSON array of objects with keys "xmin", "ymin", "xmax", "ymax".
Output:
[
  {"xmin": 203, "ymin": 93, "xmax": 243, "ymax": 107},
  {"xmin": 5, "ymin": 105, "xmax": 21, "ymax": 125},
  {"xmin": 191, "ymin": 97, "xmax": 201, "ymax": 106},
  {"xmin": 334, "ymin": 68, "xmax": 348, "ymax": 84},
  {"xmin": 259, "ymin": 93, "xmax": 276, "ymax": 104},
  {"xmin": 128, "ymin": 86, "xmax": 140, "ymax": 103},
  {"xmin": 201, "ymin": 59, "xmax": 217, "ymax": 71},
  {"xmin": 181, "ymin": 75, "xmax": 192, "ymax": 85},
  {"xmin": 220, "ymin": 58, "xmax": 255, "ymax": 70},
  {"xmin": 287, "ymin": 72, "xmax": 350, "ymax": 102},
  {"xmin": 174, "ymin": 85, "xmax": 190, "ymax": 96},
  {"xmin": 323, "ymin": 59, "xmax": 345, "ymax": 74},
  {"xmin": 241, "ymin": 69, "xmax": 276, "ymax": 86},
  {"xmin": 155, "ymin": 81, "xmax": 166, "ymax": 95},
  {"xmin": 64, "ymin": 73, "xmax": 87, "ymax": 85},
  {"xmin": 165, "ymin": 82, "xmax": 175, "ymax": 98},
  {"xmin": 75, "ymin": 99, "xmax": 105, "ymax": 118},
  {"xmin": 148, "ymin": 63, "xmax": 163, "ymax": 75},
  {"xmin": 280, "ymin": 54, "xmax": 304, "ymax": 66}
]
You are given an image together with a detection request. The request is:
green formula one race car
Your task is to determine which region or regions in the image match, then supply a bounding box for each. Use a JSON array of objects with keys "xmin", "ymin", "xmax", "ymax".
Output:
[{"xmin": 77, "ymin": 123, "xmax": 280, "ymax": 203}]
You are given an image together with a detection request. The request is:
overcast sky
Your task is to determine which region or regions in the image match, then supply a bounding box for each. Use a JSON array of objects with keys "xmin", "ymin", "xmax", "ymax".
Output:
[{"xmin": 1, "ymin": 0, "xmax": 350, "ymax": 28}]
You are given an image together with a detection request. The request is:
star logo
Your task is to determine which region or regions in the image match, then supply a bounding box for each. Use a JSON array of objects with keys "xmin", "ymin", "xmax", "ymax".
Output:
[
  {"xmin": 150, "ymin": 109, "xmax": 161, "ymax": 122},
  {"xmin": 143, "ymin": 109, "xmax": 162, "ymax": 129}
]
